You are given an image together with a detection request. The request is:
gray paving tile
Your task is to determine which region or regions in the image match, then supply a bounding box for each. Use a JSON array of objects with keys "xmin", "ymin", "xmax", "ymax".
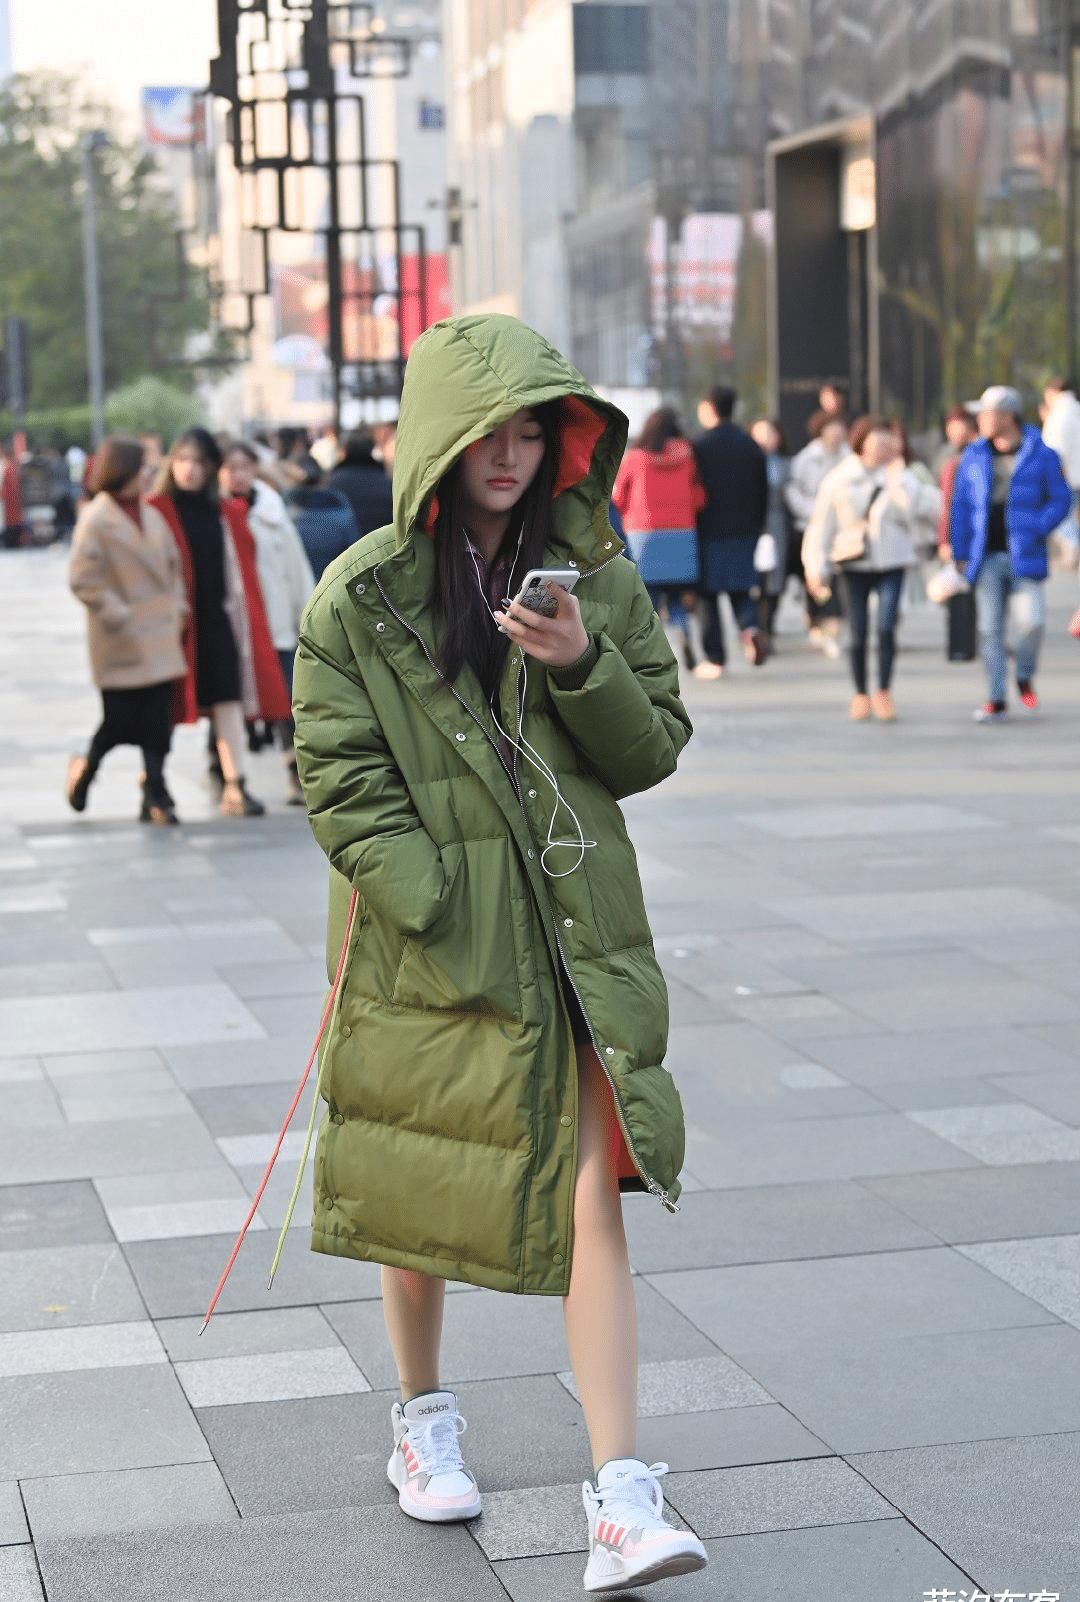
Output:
[
  {"xmin": 0, "ymin": 1322, "xmax": 165, "ymax": 1378},
  {"xmin": 959, "ymin": 1234, "xmax": 1080, "ymax": 1328},
  {"xmin": 767, "ymin": 886, "xmax": 1080, "ymax": 942},
  {"xmin": 21, "ymin": 1463, "xmax": 238, "ymax": 1540},
  {"xmin": 0, "ymin": 1547, "xmax": 42, "ymax": 1601},
  {"xmin": 0, "ymin": 1483, "xmax": 28, "ymax": 1546},
  {"xmin": 808, "ymin": 1025, "xmax": 1077, "ymax": 1085},
  {"xmin": 0, "ymin": 960, "xmax": 114, "ymax": 998},
  {"xmin": 664, "ymin": 1456, "xmax": 892, "ymax": 1537},
  {"xmin": 42, "ymin": 1049, "xmax": 164, "ymax": 1080},
  {"xmin": 0, "ymin": 1117, "xmax": 223, "ymax": 1185},
  {"xmin": 0, "ymin": 1059, "xmax": 42, "ymax": 1085},
  {"xmin": 157, "ymin": 1307, "xmax": 340, "ymax": 1364},
  {"xmin": 0, "ymin": 1182, "xmax": 113, "ymax": 1251},
  {"xmin": 0, "ymin": 1365, "xmax": 210, "ymax": 1478},
  {"xmin": 0, "ymin": 1083, "xmax": 63, "ymax": 1128},
  {"xmin": 861, "ymin": 1160, "xmax": 1080, "ymax": 1242},
  {"xmin": 0, "ymin": 984, "xmax": 265, "ymax": 1058},
  {"xmin": 852, "ymin": 1432, "xmax": 1080, "ymax": 1592},
  {"xmin": 216, "ymin": 959, "xmax": 327, "ymax": 1000},
  {"xmin": 557, "ymin": 1354, "xmax": 769, "ymax": 1415},
  {"xmin": 494, "ymin": 1545, "xmax": 720, "ymax": 1601},
  {"xmin": 735, "ymin": 1322, "xmax": 1080, "ymax": 1453},
  {"xmin": 164, "ymin": 1033, "xmax": 319, "ymax": 1090},
  {"xmin": 93, "ymin": 1168, "xmax": 244, "ymax": 1208},
  {"xmin": 906, "ymin": 1102, "xmax": 1080, "ymax": 1163},
  {"xmin": 123, "ymin": 1226, "xmax": 382, "ymax": 1319},
  {"xmin": 650, "ymin": 1245, "xmax": 1056, "ymax": 1359},
  {"xmin": 637, "ymin": 1405, "xmax": 831, "ymax": 1473},
  {"xmin": 684, "ymin": 1111, "xmax": 980, "ymax": 1189},
  {"xmin": 0, "ymin": 1245, "xmax": 144, "ymax": 1332},
  {"xmin": 52, "ymin": 1068, "xmax": 179, "ymax": 1103},
  {"xmin": 188, "ymin": 1082, "xmax": 318, "ymax": 1137},
  {"xmin": 867, "ymin": 1075, "xmax": 1028, "ymax": 1111},
  {"xmin": 198, "ymin": 1376, "xmax": 589, "ymax": 1515},
  {"xmin": 36, "ymin": 1506, "xmax": 506, "ymax": 1602},
  {"xmin": 989, "ymin": 1067, "xmax": 1080, "ymax": 1125},
  {"xmin": 106, "ymin": 1198, "xmax": 268, "ymax": 1244},
  {"xmin": 176, "ymin": 1346, "xmax": 370, "ymax": 1407},
  {"xmin": 623, "ymin": 1181, "xmax": 938, "ymax": 1273},
  {"xmin": 323, "ymin": 1281, "xmax": 717, "ymax": 1389},
  {"xmin": 726, "ymin": 992, "xmax": 881, "ymax": 1042},
  {"xmin": 740, "ymin": 802, "xmax": 998, "ymax": 839},
  {"xmin": 59, "ymin": 1090, "xmax": 196, "ymax": 1125}
]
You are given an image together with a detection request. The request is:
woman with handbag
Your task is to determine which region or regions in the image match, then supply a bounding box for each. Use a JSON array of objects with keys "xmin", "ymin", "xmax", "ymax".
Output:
[
  {"xmin": 803, "ymin": 415, "xmax": 941, "ymax": 722},
  {"xmin": 612, "ymin": 407, "xmax": 705, "ymax": 670}
]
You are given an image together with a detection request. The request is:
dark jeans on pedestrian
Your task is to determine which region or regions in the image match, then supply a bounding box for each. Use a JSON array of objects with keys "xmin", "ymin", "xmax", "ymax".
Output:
[
  {"xmin": 840, "ymin": 567, "xmax": 905, "ymax": 695},
  {"xmin": 698, "ymin": 591, "xmax": 758, "ymax": 666}
]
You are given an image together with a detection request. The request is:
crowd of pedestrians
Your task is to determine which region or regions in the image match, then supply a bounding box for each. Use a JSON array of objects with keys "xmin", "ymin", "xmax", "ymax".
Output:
[
  {"xmin": 62, "ymin": 423, "xmax": 395, "ymax": 825},
  {"xmin": 8, "ymin": 364, "xmax": 1075, "ymax": 832},
  {"xmin": 615, "ymin": 376, "xmax": 1076, "ymax": 723}
]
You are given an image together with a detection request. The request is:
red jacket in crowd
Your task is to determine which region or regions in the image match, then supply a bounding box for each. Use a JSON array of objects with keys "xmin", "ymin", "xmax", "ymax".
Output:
[{"xmin": 612, "ymin": 439, "xmax": 706, "ymax": 533}]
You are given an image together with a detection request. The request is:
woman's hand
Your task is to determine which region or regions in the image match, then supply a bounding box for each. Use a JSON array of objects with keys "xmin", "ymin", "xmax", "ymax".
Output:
[{"xmin": 497, "ymin": 584, "xmax": 590, "ymax": 670}]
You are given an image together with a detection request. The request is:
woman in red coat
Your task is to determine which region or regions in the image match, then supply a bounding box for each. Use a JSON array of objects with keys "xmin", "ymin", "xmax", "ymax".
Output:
[
  {"xmin": 612, "ymin": 407, "xmax": 705, "ymax": 669},
  {"xmin": 151, "ymin": 429, "xmax": 290, "ymax": 817}
]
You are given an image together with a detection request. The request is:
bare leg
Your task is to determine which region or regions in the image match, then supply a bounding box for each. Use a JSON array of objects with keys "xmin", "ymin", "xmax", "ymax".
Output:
[
  {"xmin": 563, "ymin": 1044, "xmax": 638, "ymax": 1471},
  {"xmin": 210, "ymin": 702, "xmax": 245, "ymax": 783},
  {"xmin": 381, "ymin": 1265, "xmax": 447, "ymax": 1401}
]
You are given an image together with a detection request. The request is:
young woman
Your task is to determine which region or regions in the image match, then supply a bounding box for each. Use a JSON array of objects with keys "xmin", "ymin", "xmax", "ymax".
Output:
[
  {"xmin": 611, "ymin": 406, "xmax": 705, "ymax": 669},
  {"xmin": 151, "ymin": 428, "xmax": 290, "ymax": 817},
  {"xmin": 749, "ymin": 417, "xmax": 794, "ymax": 646},
  {"xmin": 803, "ymin": 414, "xmax": 942, "ymax": 722},
  {"xmin": 221, "ymin": 441, "xmax": 315, "ymax": 806},
  {"xmin": 786, "ymin": 409, "xmax": 850, "ymax": 656},
  {"xmin": 292, "ymin": 314, "xmax": 704, "ymax": 1593},
  {"xmin": 66, "ymin": 436, "xmax": 187, "ymax": 824}
]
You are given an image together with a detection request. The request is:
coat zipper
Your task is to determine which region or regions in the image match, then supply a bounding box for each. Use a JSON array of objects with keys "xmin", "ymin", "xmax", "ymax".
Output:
[{"xmin": 370, "ymin": 562, "xmax": 678, "ymax": 1214}]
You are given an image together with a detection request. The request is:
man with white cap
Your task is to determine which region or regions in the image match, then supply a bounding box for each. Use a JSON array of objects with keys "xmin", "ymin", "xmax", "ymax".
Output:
[{"xmin": 949, "ymin": 384, "xmax": 1071, "ymax": 722}]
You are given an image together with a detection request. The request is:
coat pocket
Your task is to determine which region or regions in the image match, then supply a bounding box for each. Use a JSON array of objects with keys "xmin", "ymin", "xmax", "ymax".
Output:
[{"xmin": 390, "ymin": 838, "xmax": 523, "ymax": 1019}]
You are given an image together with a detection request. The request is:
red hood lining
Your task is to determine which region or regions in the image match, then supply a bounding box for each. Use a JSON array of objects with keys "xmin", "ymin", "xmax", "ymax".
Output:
[{"xmin": 422, "ymin": 396, "xmax": 608, "ymax": 533}]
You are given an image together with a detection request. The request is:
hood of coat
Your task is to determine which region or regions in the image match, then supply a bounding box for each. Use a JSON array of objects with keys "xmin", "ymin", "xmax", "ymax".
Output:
[{"xmin": 391, "ymin": 314, "xmax": 628, "ymax": 568}]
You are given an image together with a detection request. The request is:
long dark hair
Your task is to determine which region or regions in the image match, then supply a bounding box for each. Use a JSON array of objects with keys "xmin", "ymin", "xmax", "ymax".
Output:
[
  {"xmin": 154, "ymin": 427, "xmax": 223, "ymax": 501},
  {"xmin": 638, "ymin": 406, "xmax": 683, "ymax": 454},
  {"xmin": 433, "ymin": 402, "xmax": 561, "ymax": 698}
]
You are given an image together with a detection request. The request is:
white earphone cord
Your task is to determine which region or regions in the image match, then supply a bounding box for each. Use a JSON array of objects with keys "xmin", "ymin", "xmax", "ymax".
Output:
[{"xmin": 465, "ymin": 530, "xmax": 596, "ymax": 879}]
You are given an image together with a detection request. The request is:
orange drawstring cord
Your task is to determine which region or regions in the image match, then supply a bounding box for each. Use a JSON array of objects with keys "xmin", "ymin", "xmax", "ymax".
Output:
[{"xmin": 198, "ymin": 890, "xmax": 359, "ymax": 1336}]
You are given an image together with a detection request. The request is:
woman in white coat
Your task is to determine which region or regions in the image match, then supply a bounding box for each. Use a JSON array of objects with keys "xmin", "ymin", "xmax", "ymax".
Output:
[
  {"xmin": 804, "ymin": 415, "xmax": 941, "ymax": 723},
  {"xmin": 221, "ymin": 441, "xmax": 315, "ymax": 804}
]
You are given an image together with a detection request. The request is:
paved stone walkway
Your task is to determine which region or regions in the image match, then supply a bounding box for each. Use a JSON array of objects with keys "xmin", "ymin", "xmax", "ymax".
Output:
[{"xmin": 2, "ymin": 544, "xmax": 1080, "ymax": 1600}]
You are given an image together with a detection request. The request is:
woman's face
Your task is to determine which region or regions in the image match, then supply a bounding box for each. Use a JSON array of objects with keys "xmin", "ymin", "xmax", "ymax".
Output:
[
  {"xmin": 222, "ymin": 451, "xmax": 257, "ymax": 498},
  {"xmin": 861, "ymin": 429, "xmax": 898, "ymax": 469},
  {"xmin": 458, "ymin": 409, "xmax": 546, "ymax": 520},
  {"xmin": 172, "ymin": 446, "xmax": 209, "ymax": 493},
  {"xmin": 751, "ymin": 420, "xmax": 779, "ymax": 454}
]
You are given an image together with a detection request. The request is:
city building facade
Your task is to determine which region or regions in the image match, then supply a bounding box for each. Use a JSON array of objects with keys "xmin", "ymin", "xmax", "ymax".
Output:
[{"xmin": 444, "ymin": 0, "xmax": 1080, "ymax": 441}]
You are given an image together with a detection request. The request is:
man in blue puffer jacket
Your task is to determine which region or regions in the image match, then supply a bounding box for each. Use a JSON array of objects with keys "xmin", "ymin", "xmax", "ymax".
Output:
[{"xmin": 950, "ymin": 384, "xmax": 1071, "ymax": 722}]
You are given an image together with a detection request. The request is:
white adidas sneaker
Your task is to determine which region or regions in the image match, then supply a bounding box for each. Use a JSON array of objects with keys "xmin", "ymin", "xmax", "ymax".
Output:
[
  {"xmin": 582, "ymin": 1458, "xmax": 707, "ymax": 1592},
  {"xmin": 387, "ymin": 1389, "xmax": 482, "ymax": 1523}
]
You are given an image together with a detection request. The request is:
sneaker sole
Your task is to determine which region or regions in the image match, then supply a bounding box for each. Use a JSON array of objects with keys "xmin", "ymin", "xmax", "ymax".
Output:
[
  {"xmin": 584, "ymin": 1544, "xmax": 708, "ymax": 1592},
  {"xmin": 387, "ymin": 1453, "xmax": 482, "ymax": 1523}
]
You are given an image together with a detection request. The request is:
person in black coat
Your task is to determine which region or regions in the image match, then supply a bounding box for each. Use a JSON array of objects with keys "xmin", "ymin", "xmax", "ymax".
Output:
[
  {"xmin": 692, "ymin": 385, "xmax": 769, "ymax": 677},
  {"xmin": 327, "ymin": 429, "xmax": 394, "ymax": 540}
]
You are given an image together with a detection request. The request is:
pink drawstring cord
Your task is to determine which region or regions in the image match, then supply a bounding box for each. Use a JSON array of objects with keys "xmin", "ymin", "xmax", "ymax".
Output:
[{"xmin": 198, "ymin": 889, "xmax": 359, "ymax": 1336}]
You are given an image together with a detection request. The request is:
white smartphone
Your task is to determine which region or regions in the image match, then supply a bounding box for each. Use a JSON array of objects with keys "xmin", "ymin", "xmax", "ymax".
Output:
[{"xmin": 510, "ymin": 567, "xmax": 581, "ymax": 618}]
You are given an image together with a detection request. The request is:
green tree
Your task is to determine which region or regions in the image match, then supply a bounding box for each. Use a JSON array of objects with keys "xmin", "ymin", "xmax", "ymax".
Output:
[{"xmin": 0, "ymin": 71, "xmax": 228, "ymax": 409}]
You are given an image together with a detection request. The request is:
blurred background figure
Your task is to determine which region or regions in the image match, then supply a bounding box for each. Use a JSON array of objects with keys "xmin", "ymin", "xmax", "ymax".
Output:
[
  {"xmin": 309, "ymin": 423, "xmax": 340, "ymax": 474},
  {"xmin": 803, "ymin": 414, "xmax": 940, "ymax": 723},
  {"xmin": 785, "ymin": 409, "xmax": 850, "ymax": 657},
  {"xmin": 692, "ymin": 385, "xmax": 769, "ymax": 678},
  {"xmin": 612, "ymin": 405, "xmax": 705, "ymax": 671},
  {"xmin": 151, "ymin": 428, "xmax": 290, "ymax": 816},
  {"xmin": 951, "ymin": 385, "xmax": 1071, "ymax": 723},
  {"xmin": 749, "ymin": 417, "xmax": 793, "ymax": 649},
  {"xmin": 66, "ymin": 436, "xmax": 187, "ymax": 825},
  {"xmin": 286, "ymin": 455, "xmax": 359, "ymax": 581},
  {"xmin": 220, "ymin": 440, "xmax": 314, "ymax": 806},
  {"xmin": 1041, "ymin": 378, "xmax": 1080, "ymax": 562},
  {"xmin": 328, "ymin": 428, "xmax": 394, "ymax": 541},
  {"xmin": 818, "ymin": 383, "xmax": 847, "ymax": 420}
]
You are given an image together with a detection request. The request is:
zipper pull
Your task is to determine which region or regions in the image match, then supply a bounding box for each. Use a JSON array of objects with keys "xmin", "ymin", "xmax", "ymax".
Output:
[{"xmin": 648, "ymin": 1180, "xmax": 680, "ymax": 1214}]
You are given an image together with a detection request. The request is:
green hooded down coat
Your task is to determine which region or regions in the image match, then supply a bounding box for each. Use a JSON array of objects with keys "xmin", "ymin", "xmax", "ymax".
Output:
[{"xmin": 292, "ymin": 314, "xmax": 693, "ymax": 1297}]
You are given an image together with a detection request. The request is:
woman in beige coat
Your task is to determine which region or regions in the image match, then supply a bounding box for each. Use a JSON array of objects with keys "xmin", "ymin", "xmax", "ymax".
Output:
[{"xmin": 67, "ymin": 437, "xmax": 188, "ymax": 824}]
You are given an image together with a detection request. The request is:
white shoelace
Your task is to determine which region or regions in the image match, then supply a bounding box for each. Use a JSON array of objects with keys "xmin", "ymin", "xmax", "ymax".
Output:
[
  {"xmin": 594, "ymin": 1461, "xmax": 670, "ymax": 1529},
  {"xmin": 407, "ymin": 1411, "xmax": 468, "ymax": 1479}
]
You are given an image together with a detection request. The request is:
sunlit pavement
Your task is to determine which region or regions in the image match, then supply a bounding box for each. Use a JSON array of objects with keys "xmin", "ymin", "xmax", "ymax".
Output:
[{"xmin": 2, "ymin": 543, "xmax": 1080, "ymax": 1600}]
